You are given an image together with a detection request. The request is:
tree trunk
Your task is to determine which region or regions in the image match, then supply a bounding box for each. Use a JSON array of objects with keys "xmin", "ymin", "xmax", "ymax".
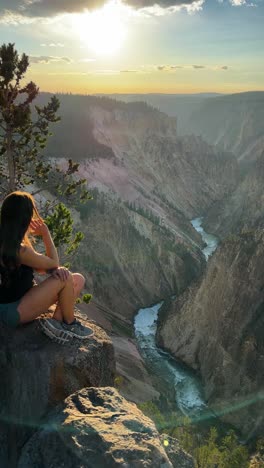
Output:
[{"xmin": 6, "ymin": 128, "xmax": 16, "ymax": 192}]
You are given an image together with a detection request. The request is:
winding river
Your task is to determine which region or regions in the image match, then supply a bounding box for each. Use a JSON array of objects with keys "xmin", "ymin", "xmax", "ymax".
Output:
[{"xmin": 134, "ymin": 217, "xmax": 219, "ymax": 416}]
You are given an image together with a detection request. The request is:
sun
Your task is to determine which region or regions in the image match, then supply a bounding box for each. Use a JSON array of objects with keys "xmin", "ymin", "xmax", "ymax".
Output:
[{"xmin": 74, "ymin": 2, "xmax": 127, "ymax": 56}]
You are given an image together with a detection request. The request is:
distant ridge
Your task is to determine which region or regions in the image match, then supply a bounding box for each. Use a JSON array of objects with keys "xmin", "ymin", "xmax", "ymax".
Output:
[
  {"xmin": 186, "ymin": 91, "xmax": 264, "ymax": 163},
  {"xmin": 97, "ymin": 92, "xmax": 224, "ymax": 97}
]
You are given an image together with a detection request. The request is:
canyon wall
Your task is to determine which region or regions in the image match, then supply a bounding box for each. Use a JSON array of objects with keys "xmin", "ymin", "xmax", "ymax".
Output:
[
  {"xmin": 39, "ymin": 93, "xmax": 239, "ymax": 322},
  {"xmin": 157, "ymin": 230, "xmax": 264, "ymax": 438}
]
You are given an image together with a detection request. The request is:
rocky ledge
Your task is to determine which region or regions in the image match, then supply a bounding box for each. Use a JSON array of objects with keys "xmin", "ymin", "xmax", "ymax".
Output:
[
  {"xmin": 0, "ymin": 314, "xmax": 194, "ymax": 467},
  {"xmin": 0, "ymin": 315, "xmax": 115, "ymax": 466},
  {"xmin": 18, "ymin": 386, "xmax": 194, "ymax": 468}
]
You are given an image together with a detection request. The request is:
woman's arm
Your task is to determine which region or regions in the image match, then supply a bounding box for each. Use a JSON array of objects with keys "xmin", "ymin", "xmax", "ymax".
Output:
[
  {"xmin": 19, "ymin": 220, "xmax": 59, "ymax": 271},
  {"xmin": 42, "ymin": 227, "xmax": 59, "ymax": 267},
  {"xmin": 19, "ymin": 245, "xmax": 59, "ymax": 271}
]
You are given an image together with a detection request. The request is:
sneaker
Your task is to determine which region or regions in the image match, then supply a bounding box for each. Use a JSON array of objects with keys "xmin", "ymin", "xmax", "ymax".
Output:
[
  {"xmin": 61, "ymin": 319, "xmax": 94, "ymax": 339},
  {"xmin": 39, "ymin": 318, "xmax": 72, "ymax": 345}
]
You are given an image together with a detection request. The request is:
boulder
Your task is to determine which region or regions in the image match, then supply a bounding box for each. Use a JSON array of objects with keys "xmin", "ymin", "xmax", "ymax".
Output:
[{"xmin": 18, "ymin": 386, "xmax": 195, "ymax": 468}]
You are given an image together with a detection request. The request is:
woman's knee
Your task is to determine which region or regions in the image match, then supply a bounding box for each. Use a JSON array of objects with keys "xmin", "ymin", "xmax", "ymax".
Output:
[
  {"xmin": 62, "ymin": 272, "xmax": 74, "ymax": 287},
  {"xmin": 73, "ymin": 273, "xmax": 85, "ymax": 290}
]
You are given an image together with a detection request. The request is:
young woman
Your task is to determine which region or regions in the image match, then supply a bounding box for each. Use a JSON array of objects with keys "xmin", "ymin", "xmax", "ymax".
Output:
[{"xmin": 0, "ymin": 191, "xmax": 94, "ymax": 343}]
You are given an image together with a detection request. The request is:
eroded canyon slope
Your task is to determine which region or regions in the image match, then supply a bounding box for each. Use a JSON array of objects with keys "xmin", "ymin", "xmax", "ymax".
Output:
[
  {"xmin": 186, "ymin": 92, "xmax": 264, "ymax": 165},
  {"xmin": 40, "ymin": 93, "xmax": 239, "ymax": 322},
  {"xmin": 181, "ymin": 92, "xmax": 264, "ymax": 239},
  {"xmin": 204, "ymin": 151, "xmax": 264, "ymax": 239},
  {"xmin": 157, "ymin": 230, "xmax": 264, "ymax": 438}
]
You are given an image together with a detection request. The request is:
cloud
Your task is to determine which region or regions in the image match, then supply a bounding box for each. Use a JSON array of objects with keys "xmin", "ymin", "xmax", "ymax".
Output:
[
  {"xmin": 0, "ymin": 12, "xmax": 35, "ymax": 24},
  {"xmin": 155, "ymin": 64, "xmax": 229, "ymax": 72},
  {"xmin": 124, "ymin": 0, "xmax": 204, "ymax": 9},
  {"xmin": 29, "ymin": 55, "xmax": 72, "ymax": 64},
  {"xmin": 40, "ymin": 43, "xmax": 65, "ymax": 47},
  {"xmin": 229, "ymin": 0, "xmax": 246, "ymax": 5},
  {"xmin": 79, "ymin": 58, "xmax": 96, "ymax": 62},
  {"xmin": 0, "ymin": 0, "xmax": 205, "ymax": 19},
  {"xmin": 120, "ymin": 69, "xmax": 138, "ymax": 73},
  {"xmin": 229, "ymin": 0, "xmax": 257, "ymax": 5},
  {"xmin": 157, "ymin": 65, "xmax": 183, "ymax": 71}
]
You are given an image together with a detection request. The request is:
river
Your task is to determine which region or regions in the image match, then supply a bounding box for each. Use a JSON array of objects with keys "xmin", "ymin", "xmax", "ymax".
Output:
[{"xmin": 134, "ymin": 217, "xmax": 219, "ymax": 417}]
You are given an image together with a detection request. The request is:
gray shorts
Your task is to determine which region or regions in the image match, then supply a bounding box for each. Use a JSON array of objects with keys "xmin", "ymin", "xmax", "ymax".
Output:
[{"xmin": 0, "ymin": 301, "xmax": 21, "ymax": 327}]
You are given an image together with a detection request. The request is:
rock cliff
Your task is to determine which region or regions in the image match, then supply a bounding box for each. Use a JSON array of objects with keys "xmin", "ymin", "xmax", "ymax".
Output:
[
  {"xmin": 0, "ymin": 317, "xmax": 194, "ymax": 467},
  {"xmin": 0, "ymin": 315, "xmax": 115, "ymax": 466},
  {"xmin": 186, "ymin": 91, "xmax": 264, "ymax": 164},
  {"xmin": 204, "ymin": 151, "xmax": 264, "ymax": 239},
  {"xmin": 75, "ymin": 194, "xmax": 205, "ymax": 324},
  {"xmin": 157, "ymin": 230, "xmax": 264, "ymax": 439},
  {"xmin": 18, "ymin": 387, "xmax": 195, "ymax": 468}
]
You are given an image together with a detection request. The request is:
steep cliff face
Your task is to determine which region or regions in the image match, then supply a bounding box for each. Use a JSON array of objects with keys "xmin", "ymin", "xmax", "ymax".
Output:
[
  {"xmin": 0, "ymin": 315, "xmax": 115, "ymax": 466},
  {"xmin": 74, "ymin": 193, "xmax": 205, "ymax": 323},
  {"xmin": 87, "ymin": 104, "xmax": 238, "ymax": 219},
  {"xmin": 186, "ymin": 92, "xmax": 264, "ymax": 164},
  {"xmin": 157, "ymin": 230, "xmax": 264, "ymax": 438},
  {"xmin": 204, "ymin": 151, "xmax": 264, "ymax": 239}
]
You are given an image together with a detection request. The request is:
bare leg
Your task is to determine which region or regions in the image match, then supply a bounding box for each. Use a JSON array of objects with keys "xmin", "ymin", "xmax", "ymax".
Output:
[
  {"xmin": 52, "ymin": 273, "xmax": 85, "ymax": 321},
  {"xmin": 17, "ymin": 274, "xmax": 75, "ymax": 325}
]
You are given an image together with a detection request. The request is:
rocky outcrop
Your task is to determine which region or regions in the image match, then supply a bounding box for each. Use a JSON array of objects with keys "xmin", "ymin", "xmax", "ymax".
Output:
[
  {"xmin": 18, "ymin": 386, "xmax": 195, "ymax": 468},
  {"xmin": 157, "ymin": 230, "xmax": 264, "ymax": 438},
  {"xmin": 0, "ymin": 315, "xmax": 115, "ymax": 466},
  {"xmin": 250, "ymin": 450, "xmax": 264, "ymax": 467}
]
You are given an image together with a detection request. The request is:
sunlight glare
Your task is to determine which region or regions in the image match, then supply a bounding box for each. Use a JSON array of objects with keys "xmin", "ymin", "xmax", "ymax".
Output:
[{"xmin": 74, "ymin": 2, "xmax": 127, "ymax": 56}]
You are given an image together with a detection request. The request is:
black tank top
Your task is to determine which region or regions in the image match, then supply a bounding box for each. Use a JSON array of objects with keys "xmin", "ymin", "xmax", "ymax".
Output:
[{"xmin": 0, "ymin": 263, "xmax": 34, "ymax": 303}]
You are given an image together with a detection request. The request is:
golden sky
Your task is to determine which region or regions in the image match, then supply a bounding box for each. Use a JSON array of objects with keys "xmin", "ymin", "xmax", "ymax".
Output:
[{"xmin": 1, "ymin": 0, "xmax": 263, "ymax": 94}]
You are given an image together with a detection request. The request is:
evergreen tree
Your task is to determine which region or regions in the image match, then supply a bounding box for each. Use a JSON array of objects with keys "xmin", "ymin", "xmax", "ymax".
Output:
[
  {"xmin": 0, "ymin": 43, "xmax": 90, "ymax": 203},
  {"xmin": 0, "ymin": 43, "xmax": 91, "ymax": 262}
]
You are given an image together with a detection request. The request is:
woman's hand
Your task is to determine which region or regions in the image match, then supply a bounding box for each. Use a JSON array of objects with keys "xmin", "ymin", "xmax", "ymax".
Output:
[
  {"xmin": 29, "ymin": 219, "xmax": 49, "ymax": 237},
  {"xmin": 51, "ymin": 267, "xmax": 71, "ymax": 281}
]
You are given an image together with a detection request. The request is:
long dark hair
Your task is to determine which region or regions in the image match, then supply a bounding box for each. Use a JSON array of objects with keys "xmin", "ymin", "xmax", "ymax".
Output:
[{"xmin": 0, "ymin": 191, "xmax": 41, "ymax": 269}]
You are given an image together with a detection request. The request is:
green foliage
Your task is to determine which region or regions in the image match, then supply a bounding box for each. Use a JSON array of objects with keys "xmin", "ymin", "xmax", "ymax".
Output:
[
  {"xmin": 195, "ymin": 427, "xmax": 222, "ymax": 467},
  {"xmin": 256, "ymin": 438, "xmax": 264, "ymax": 453},
  {"xmin": 76, "ymin": 293, "xmax": 92, "ymax": 305},
  {"xmin": 137, "ymin": 401, "xmax": 166, "ymax": 429},
  {"xmin": 82, "ymin": 293, "xmax": 92, "ymax": 304},
  {"xmin": 138, "ymin": 401, "xmax": 250, "ymax": 468},
  {"xmin": 114, "ymin": 375, "xmax": 125, "ymax": 390},
  {"xmin": 174, "ymin": 425, "xmax": 249, "ymax": 468},
  {"xmin": 0, "ymin": 43, "xmax": 60, "ymax": 193},
  {"xmin": 218, "ymin": 431, "xmax": 249, "ymax": 468},
  {"xmin": 45, "ymin": 202, "xmax": 84, "ymax": 266},
  {"xmin": 124, "ymin": 201, "xmax": 160, "ymax": 225}
]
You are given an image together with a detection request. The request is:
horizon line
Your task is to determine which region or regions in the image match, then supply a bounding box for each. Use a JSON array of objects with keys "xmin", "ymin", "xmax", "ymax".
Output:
[{"xmin": 38, "ymin": 89, "xmax": 264, "ymax": 97}]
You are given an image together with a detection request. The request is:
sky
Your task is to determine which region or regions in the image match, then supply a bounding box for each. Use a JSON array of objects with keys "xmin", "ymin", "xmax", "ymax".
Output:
[{"xmin": 0, "ymin": 0, "xmax": 263, "ymax": 94}]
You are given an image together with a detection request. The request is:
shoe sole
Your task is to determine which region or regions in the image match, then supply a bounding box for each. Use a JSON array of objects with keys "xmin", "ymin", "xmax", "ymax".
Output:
[
  {"xmin": 40, "ymin": 322, "xmax": 70, "ymax": 344},
  {"xmin": 40, "ymin": 319, "xmax": 94, "ymax": 341},
  {"xmin": 61, "ymin": 326, "xmax": 94, "ymax": 340}
]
